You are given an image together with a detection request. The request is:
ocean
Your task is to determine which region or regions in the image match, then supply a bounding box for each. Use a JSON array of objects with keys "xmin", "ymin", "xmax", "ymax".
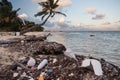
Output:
[{"xmin": 48, "ymin": 31, "xmax": 120, "ymax": 67}]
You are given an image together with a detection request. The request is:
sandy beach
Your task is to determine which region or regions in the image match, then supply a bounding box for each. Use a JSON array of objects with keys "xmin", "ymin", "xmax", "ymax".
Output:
[{"xmin": 0, "ymin": 32, "xmax": 120, "ymax": 80}]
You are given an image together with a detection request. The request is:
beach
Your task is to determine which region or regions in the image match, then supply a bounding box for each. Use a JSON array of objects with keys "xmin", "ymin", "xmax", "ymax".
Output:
[{"xmin": 0, "ymin": 32, "xmax": 120, "ymax": 80}]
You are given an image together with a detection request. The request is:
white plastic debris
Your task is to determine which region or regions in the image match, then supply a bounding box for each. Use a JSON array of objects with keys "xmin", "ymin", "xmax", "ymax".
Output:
[
  {"xmin": 13, "ymin": 72, "xmax": 19, "ymax": 77},
  {"xmin": 81, "ymin": 59, "xmax": 91, "ymax": 67},
  {"xmin": 21, "ymin": 40, "xmax": 24, "ymax": 43},
  {"xmin": 27, "ymin": 57, "xmax": 36, "ymax": 67},
  {"xmin": 64, "ymin": 48, "xmax": 77, "ymax": 61},
  {"xmin": 21, "ymin": 72, "xmax": 27, "ymax": 77},
  {"xmin": 40, "ymin": 72, "xmax": 47, "ymax": 76},
  {"xmin": 91, "ymin": 59, "xmax": 103, "ymax": 76},
  {"xmin": 53, "ymin": 58, "xmax": 57, "ymax": 63},
  {"xmin": 29, "ymin": 78, "xmax": 34, "ymax": 80},
  {"xmin": 37, "ymin": 59, "xmax": 48, "ymax": 70},
  {"xmin": 17, "ymin": 67, "xmax": 22, "ymax": 70},
  {"xmin": 81, "ymin": 59, "xmax": 103, "ymax": 76}
]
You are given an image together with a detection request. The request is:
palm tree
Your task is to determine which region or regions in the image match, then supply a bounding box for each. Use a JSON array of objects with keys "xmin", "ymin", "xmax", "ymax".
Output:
[
  {"xmin": 0, "ymin": 0, "xmax": 22, "ymax": 31},
  {"xmin": 21, "ymin": 0, "xmax": 66, "ymax": 34},
  {"xmin": 35, "ymin": 0, "xmax": 66, "ymax": 25}
]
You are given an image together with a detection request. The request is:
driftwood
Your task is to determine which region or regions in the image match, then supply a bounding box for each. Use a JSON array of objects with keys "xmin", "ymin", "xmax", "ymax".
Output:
[
  {"xmin": 9, "ymin": 57, "xmax": 30, "ymax": 71},
  {"xmin": 0, "ymin": 33, "xmax": 51, "ymax": 44},
  {"xmin": 23, "ymin": 35, "xmax": 46, "ymax": 41},
  {"xmin": 0, "ymin": 40, "xmax": 20, "ymax": 44}
]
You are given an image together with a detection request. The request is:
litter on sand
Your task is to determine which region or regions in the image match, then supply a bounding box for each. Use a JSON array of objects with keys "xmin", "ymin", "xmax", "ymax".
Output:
[
  {"xmin": 37, "ymin": 59, "xmax": 48, "ymax": 70},
  {"xmin": 81, "ymin": 58, "xmax": 103, "ymax": 76}
]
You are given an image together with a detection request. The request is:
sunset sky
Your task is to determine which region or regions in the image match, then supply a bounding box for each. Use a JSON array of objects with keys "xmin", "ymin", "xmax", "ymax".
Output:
[{"xmin": 10, "ymin": 0, "xmax": 120, "ymax": 31}]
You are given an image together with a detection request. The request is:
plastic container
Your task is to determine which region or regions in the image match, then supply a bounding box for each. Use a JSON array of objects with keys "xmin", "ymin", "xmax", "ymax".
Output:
[{"xmin": 37, "ymin": 59, "xmax": 48, "ymax": 70}]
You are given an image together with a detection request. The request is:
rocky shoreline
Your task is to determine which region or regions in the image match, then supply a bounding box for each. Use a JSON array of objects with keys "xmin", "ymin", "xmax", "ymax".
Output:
[{"xmin": 0, "ymin": 33, "xmax": 120, "ymax": 80}]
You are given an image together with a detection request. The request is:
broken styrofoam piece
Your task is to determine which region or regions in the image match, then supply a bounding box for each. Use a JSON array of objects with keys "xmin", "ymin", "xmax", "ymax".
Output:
[
  {"xmin": 81, "ymin": 59, "xmax": 91, "ymax": 67},
  {"xmin": 64, "ymin": 48, "xmax": 77, "ymax": 61},
  {"xmin": 27, "ymin": 57, "xmax": 36, "ymax": 67},
  {"xmin": 37, "ymin": 59, "xmax": 48, "ymax": 70},
  {"xmin": 91, "ymin": 59, "xmax": 103, "ymax": 76},
  {"xmin": 13, "ymin": 72, "xmax": 19, "ymax": 77},
  {"xmin": 81, "ymin": 59, "xmax": 103, "ymax": 76}
]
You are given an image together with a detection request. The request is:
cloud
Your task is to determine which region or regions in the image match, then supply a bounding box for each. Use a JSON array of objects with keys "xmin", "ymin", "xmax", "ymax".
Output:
[
  {"xmin": 32, "ymin": 0, "xmax": 47, "ymax": 2},
  {"xmin": 18, "ymin": 13, "xmax": 28, "ymax": 19},
  {"xmin": 85, "ymin": 8, "xmax": 96, "ymax": 14},
  {"xmin": 92, "ymin": 14, "xmax": 105, "ymax": 20},
  {"xmin": 32, "ymin": 0, "xmax": 72, "ymax": 7},
  {"xmin": 58, "ymin": 17, "xmax": 65, "ymax": 23},
  {"xmin": 37, "ymin": 6, "xmax": 42, "ymax": 11},
  {"xmin": 44, "ymin": 21, "xmax": 55, "ymax": 27},
  {"xmin": 34, "ymin": 0, "xmax": 72, "ymax": 13},
  {"xmin": 57, "ymin": 0, "xmax": 72, "ymax": 7},
  {"xmin": 102, "ymin": 21, "xmax": 111, "ymax": 25}
]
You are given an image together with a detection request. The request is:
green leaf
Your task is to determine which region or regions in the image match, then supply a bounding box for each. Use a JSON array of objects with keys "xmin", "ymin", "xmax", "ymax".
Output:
[
  {"xmin": 39, "ymin": 2, "xmax": 49, "ymax": 8},
  {"xmin": 49, "ymin": 0, "xmax": 54, "ymax": 7},
  {"xmin": 34, "ymin": 11, "xmax": 47, "ymax": 17},
  {"xmin": 52, "ymin": 4, "xmax": 59, "ymax": 9},
  {"xmin": 41, "ymin": 12, "xmax": 48, "ymax": 20},
  {"xmin": 55, "ymin": 11, "xmax": 67, "ymax": 17}
]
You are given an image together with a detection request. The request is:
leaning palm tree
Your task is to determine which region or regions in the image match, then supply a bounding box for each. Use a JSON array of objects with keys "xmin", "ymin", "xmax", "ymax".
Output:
[
  {"xmin": 35, "ymin": 0, "xmax": 66, "ymax": 25},
  {"xmin": 21, "ymin": 0, "xmax": 66, "ymax": 34}
]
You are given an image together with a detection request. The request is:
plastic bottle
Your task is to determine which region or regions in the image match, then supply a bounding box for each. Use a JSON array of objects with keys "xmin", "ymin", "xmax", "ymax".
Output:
[{"xmin": 37, "ymin": 59, "xmax": 48, "ymax": 70}]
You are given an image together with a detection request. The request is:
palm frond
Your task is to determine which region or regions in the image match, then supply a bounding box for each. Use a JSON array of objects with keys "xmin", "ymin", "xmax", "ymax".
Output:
[
  {"xmin": 55, "ymin": 11, "xmax": 67, "ymax": 17},
  {"xmin": 52, "ymin": 4, "xmax": 59, "ymax": 9},
  {"xmin": 54, "ymin": 0, "xmax": 59, "ymax": 5},
  {"xmin": 51, "ymin": 12, "xmax": 55, "ymax": 17},
  {"xmin": 0, "ymin": 2, "xmax": 3, "ymax": 6},
  {"xmin": 41, "ymin": 12, "xmax": 48, "ymax": 20},
  {"xmin": 38, "ymin": 2, "xmax": 49, "ymax": 8},
  {"xmin": 35, "ymin": 11, "xmax": 47, "ymax": 17},
  {"xmin": 49, "ymin": 0, "xmax": 54, "ymax": 7}
]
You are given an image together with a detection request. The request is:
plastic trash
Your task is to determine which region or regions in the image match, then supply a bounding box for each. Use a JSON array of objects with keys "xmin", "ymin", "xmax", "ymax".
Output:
[
  {"xmin": 21, "ymin": 72, "xmax": 27, "ymax": 77},
  {"xmin": 81, "ymin": 59, "xmax": 91, "ymax": 67},
  {"xmin": 16, "ymin": 32, "xmax": 20, "ymax": 36},
  {"xmin": 17, "ymin": 67, "xmax": 22, "ymax": 70},
  {"xmin": 27, "ymin": 57, "xmax": 36, "ymax": 67},
  {"xmin": 37, "ymin": 59, "xmax": 48, "ymax": 70},
  {"xmin": 91, "ymin": 59, "xmax": 103, "ymax": 76},
  {"xmin": 13, "ymin": 72, "xmax": 19, "ymax": 77},
  {"xmin": 29, "ymin": 78, "xmax": 34, "ymax": 80},
  {"xmin": 81, "ymin": 59, "xmax": 103, "ymax": 76},
  {"xmin": 46, "ymin": 69, "xmax": 53, "ymax": 73},
  {"xmin": 53, "ymin": 58, "xmax": 57, "ymax": 63},
  {"xmin": 31, "ymin": 66, "xmax": 36, "ymax": 71},
  {"xmin": 64, "ymin": 48, "xmax": 77, "ymax": 61},
  {"xmin": 38, "ymin": 76, "xmax": 44, "ymax": 80}
]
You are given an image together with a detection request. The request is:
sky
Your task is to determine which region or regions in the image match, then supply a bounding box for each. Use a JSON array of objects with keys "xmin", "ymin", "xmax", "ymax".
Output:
[{"xmin": 10, "ymin": 0, "xmax": 120, "ymax": 31}]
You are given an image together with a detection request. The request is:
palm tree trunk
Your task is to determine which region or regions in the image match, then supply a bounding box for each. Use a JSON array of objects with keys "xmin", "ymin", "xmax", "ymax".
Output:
[{"xmin": 20, "ymin": 13, "xmax": 51, "ymax": 35}]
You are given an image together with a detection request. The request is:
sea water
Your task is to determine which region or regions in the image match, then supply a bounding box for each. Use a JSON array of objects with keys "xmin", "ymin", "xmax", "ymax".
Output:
[{"xmin": 48, "ymin": 31, "xmax": 120, "ymax": 67}]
